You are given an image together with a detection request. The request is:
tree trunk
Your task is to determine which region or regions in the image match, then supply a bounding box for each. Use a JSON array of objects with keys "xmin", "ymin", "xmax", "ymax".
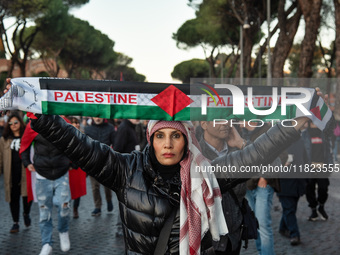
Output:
[
  {"xmin": 334, "ymin": 0, "xmax": 340, "ymax": 120},
  {"xmin": 298, "ymin": 0, "xmax": 322, "ymax": 82},
  {"xmin": 8, "ymin": 58, "xmax": 15, "ymax": 78},
  {"xmin": 243, "ymin": 28, "xmax": 253, "ymax": 79},
  {"xmin": 272, "ymin": 0, "xmax": 302, "ymax": 79},
  {"xmin": 226, "ymin": 54, "xmax": 239, "ymax": 78},
  {"xmin": 18, "ymin": 59, "xmax": 26, "ymax": 77}
]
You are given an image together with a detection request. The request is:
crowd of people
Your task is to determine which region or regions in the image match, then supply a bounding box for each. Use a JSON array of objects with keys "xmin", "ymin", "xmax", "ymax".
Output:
[{"xmin": 0, "ymin": 105, "xmax": 338, "ymax": 255}]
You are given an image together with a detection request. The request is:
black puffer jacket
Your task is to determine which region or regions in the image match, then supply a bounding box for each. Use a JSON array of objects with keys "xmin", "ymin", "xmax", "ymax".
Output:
[
  {"xmin": 30, "ymin": 115, "xmax": 300, "ymax": 254},
  {"xmin": 21, "ymin": 133, "xmax": 70, "ymax": 180}
]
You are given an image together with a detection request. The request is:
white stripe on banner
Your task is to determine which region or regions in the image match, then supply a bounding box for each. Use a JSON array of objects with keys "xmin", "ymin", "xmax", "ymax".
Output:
[{"xmin": 47, "ymin": 90, "xmax": 159, "ymax": 106}]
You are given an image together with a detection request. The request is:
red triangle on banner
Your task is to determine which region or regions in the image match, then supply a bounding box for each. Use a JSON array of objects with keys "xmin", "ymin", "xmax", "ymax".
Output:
[
  {"xmin": 310, "ymin": 106, "xmax": 322, "ymax": 120},
  {"xmin": 151, "ymin": 85, "xmax": 193, "ymax": 117}
]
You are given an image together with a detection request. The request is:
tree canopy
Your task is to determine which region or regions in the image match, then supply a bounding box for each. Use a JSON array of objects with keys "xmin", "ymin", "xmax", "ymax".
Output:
[
  {"xmin": 171, "ymin": 59, "xmax": 209, "ymax": 83},
  {"xmin": 0, "ymin": 0, "xmax": 145, "ymax": 81}
]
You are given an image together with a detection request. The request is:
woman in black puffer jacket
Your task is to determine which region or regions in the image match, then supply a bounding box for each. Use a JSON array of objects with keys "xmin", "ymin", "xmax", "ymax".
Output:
[{"xmin": 29, "ymin": 115, "xmax": 304, "ymax": 255}]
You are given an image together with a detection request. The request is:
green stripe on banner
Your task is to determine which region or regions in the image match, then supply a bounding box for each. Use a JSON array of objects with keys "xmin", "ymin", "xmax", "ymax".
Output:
[
  {"xmin": 41, "ymin": 102, "xmax": 191, "ymax": 120},
  {"xmin": 320, "ymin": 103, "xmax": 328, "ymax": 120},
  {"xmin": 42, "ymin": 102, "xmax": 298, "ymax": 121}
]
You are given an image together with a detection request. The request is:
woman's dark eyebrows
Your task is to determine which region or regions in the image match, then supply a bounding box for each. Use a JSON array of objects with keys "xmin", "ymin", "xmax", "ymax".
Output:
[
  {"xmin": 155, "ymin": 130, "xmax": 181, "ymax": 135},
  {"xmin": 171, "ymin": 130, "xmax": 181, "ymax": 135}
]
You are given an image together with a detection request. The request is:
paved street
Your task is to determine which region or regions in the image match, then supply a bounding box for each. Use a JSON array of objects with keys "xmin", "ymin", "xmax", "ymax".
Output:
[
  {"xmin": 1, "ymin": 174, "xmax": 339, "ymax": 254},
  {"xmin": 241, "ymin": 173, "xmax": 340, "ymax": 255}
]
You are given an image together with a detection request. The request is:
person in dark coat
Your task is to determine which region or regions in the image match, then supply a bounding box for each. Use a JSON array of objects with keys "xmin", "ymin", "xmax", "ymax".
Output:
[
  {"xmin": 85, "ymin": 117, "xmax": 115, "ymax": 216},
  {"xmin": 0, "ymin": 112, "xmax": 32, "ymax": 233},
  {"xmin": 277, "ymin": 137, "xmax": 308, "ymax": 246},
  {"xmin": 302, "ymin": 122, "xmax": 333, "ymax": 221},
  {"xmin": 113, "ymin": 119, "xmax": 139, "ymax": 153}
]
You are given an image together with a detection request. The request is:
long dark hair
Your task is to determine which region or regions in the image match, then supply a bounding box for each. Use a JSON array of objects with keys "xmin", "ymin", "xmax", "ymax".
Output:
[{"xmin": 2, "ymin": 112, "xmax": 26, "ymax": 139}]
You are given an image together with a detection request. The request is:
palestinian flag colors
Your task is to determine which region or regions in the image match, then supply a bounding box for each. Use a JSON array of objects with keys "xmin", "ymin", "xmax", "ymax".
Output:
[
  {"xmin": 0, "ymin": 77, "xmax": 334, "ymax": 131},
  {"xmin": 5, "ymin": 78, "xmax": 193, "ymax": 121},
  {"xmin": 308, "ymin": 89, "xmax": 333, "ymax": 130}
]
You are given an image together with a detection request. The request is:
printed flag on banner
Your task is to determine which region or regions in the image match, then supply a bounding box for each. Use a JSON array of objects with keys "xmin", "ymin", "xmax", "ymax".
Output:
[
  {"xmin": 306, "ymin": 89, "xmax": 333, "ymax": 130},
  {"xmin": 0, "ymin": 77, "xmax": 334, "ymax": 131}
]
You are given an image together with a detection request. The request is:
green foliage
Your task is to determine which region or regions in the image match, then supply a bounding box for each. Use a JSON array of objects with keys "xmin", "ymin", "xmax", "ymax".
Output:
[
  {"xmin": 105, "ymin": 53, "xmax": 146, "ymax": 82},
  {"xmin": 34, "ymin": 0, "xmax": 73, "ymax": 51},
  {"xmin": 106, "ymin": 67, "xmax": 146, "ymax": 82},
  {"xmin": 57, "ymin": 16, "xmax": 117, "ymax": 78},
  {"xmin": 1, "ymin": 0, "xmax": 48, "ymax": 20},
  {"xmin": 173, "ymin": 1, "xmax": 239, "ymax": 49},
  {"xmin": 173, "ymin": 19, "xmax": 202, "ymax": 49},
  {"xmin": 287, "ymin": 43, "xmax": 331, "ymax": 77},
  {"xmin": 32, "ymin": 71, "xmax": 49, "ymax": 77},
  {"xmin": 0, "ymin": 0, "xmax": 89, "ymax": 76},
  {"xmin": 171, "ymin": 59, "xmax": 210, "ymax": 83},
  {"xmin": 13, "ymin": 2, "xmax": 145, "ymax": 80}
]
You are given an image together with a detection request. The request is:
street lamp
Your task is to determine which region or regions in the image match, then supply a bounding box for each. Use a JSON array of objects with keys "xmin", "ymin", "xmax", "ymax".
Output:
[{"xmin": 240, "ymin": 20, "xmax": 250, "ymax": 85}]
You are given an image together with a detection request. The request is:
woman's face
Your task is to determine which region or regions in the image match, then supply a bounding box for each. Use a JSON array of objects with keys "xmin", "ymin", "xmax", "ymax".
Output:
[
  {"xmin": 9, "ymin": 117, "xmax": 20, "ymax": 133},
  {"xmin": 153, "ymin": 128, "xmax": 186, "ymax": 166}
]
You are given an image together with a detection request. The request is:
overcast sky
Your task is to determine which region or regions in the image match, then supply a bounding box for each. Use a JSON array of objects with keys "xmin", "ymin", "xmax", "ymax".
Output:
[{"xmin": 70, "ymin": 0, "xmax": 205, "ymax": 83}]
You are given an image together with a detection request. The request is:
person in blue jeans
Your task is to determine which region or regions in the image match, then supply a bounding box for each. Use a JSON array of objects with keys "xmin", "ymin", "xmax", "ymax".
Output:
[
  {"xmin": 21, "ymin": 123, "xmax": 72, "ymax": 255},
  {"xmin": 243, "ymin": 122, "xmax": 284, "ymax": 255},
  {"xmin": 35, "ymin": 174, "xmax": 71, "ymax": 248},
  {"xmin": 245, "ymin": 178, "xmax": 276, "ymax": 254}
]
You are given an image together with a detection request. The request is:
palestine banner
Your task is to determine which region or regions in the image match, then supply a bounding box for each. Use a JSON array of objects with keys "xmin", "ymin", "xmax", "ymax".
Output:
[{"xmin": 0, "ymin": 77, "xmax": 334, "ymax": 131}]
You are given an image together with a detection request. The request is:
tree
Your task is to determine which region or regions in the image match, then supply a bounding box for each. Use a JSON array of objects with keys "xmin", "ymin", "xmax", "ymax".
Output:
[
  {"xmin": 173, "ymin": 0, "xmax": 240, "ymax": 78},
  {"xmin": 0, "ymin": 0, "xmax": 88, "ymax": 77},
  {"xmin": 298, "ymin": 0, "xmax": 323, "ymax": 81},
  {"xmin": 173, "ymin": 17, "xmax": 235, "ymax": 78},
  {"xmin": 104, "ymin": 53, "xmax": 145, "ymax": 82},
  {"xmin": 30, "ymin": 0, "xmax": 73, "ymax": 77},
  {"xmin": 58, "ymin": 17, "xmax": 117, "ymax": 79},
  {"xmin": 333, "ymin": 0, "xmax": 340, "ymax": 120},
  {"xmin": 171, "ymin": 59, "xmax": 210, "ymax": 83},
  {"xmin": 178, "ymin": 0, "xmax": 279, "ymax": 80},
  {"xmin": 287, "ymin": 43, "xmax": 328, "ymax": 77},
  {"xmin": 272, "ymin": 0, "xmax": 302, "ymax": 79}
]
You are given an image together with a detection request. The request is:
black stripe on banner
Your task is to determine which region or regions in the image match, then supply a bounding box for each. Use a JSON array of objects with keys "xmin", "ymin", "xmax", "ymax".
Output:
[
  {"xmin": 39, "ymin": 78, "xmax": 191, "ymax": 94},
  {"xmin": 196, "ymin": 84, "xmax": 285, "ymax": 96},
  {"xmin": 310, "ymin": 90, "xmax": 319, "ymax": 109},
  {"xmin": 39, "ymin": 78, "xmax": 306, "ymax": 96}
]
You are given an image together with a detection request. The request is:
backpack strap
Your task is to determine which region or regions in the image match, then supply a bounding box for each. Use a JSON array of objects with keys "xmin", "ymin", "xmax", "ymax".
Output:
[{"xmin": 154, "ymin": 209, "xmax": 177, "ymax": 255}]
